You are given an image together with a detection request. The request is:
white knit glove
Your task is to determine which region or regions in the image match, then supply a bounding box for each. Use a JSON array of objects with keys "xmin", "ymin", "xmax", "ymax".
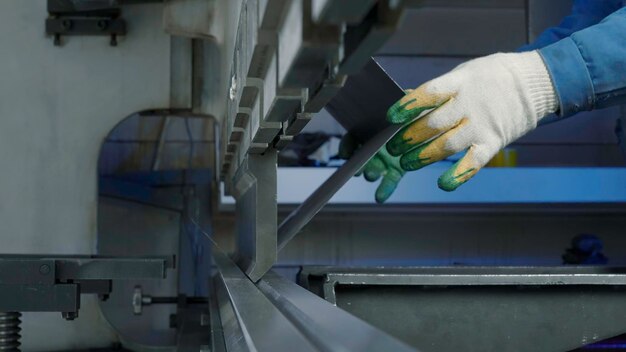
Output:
[{"xmin": 386, "ymin": 51, "xmax": 558, "ymax": 191}]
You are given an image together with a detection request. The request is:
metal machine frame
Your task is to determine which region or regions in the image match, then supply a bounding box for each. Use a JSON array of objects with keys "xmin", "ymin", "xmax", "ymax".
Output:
[{"xmin": 3, "ymin": 1, "xmax": 626, "ymax": 351}]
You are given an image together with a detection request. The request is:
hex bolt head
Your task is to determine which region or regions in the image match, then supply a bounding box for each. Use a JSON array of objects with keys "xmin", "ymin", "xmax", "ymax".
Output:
[
  {"xmin": 39, "ymin": 264, "xmax": 51, "ymax": 275},
  {"xmin": 132, "ymin": 286, "xmax": 143, "ymax": 315}
]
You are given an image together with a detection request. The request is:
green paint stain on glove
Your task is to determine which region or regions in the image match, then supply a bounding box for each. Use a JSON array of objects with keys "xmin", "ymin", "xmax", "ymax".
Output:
[
  {"xmin": 375, "ymin": 168, "xmax": 403, "ymax": 204},
  {"xmin": 387, "ymin": 98, "xmax": 416, "ymax": 124},
  {"xmin": 387, "ymin": 100, "xmax": 435, "ymax": 125},
  {"xmin": 386, "ymin": 124, "xmax": 415, "ymax": 156},
  {"xmin": 363, "ymin": 155, "xmax": 385, "ymax": 181},
  {"xmin": 398, "ymin": 140, "xmax": 436, "ymax": 170},
  {"xmin": 438, "ymin": 165, "xmax": 476, "ymax": 192}
]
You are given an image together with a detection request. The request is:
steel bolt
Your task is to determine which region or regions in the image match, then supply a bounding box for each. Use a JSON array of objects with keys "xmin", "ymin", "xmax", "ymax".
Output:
[
  {"xmin": 39, "ymin": 264, "xmax": 50, "ymax": 275},
  {"xmin": 132, "ymin": 286, "xmax": 143, "ymax": 315}
]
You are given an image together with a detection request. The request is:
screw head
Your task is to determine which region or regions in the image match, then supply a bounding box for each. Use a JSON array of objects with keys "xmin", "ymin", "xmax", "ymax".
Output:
[
  {"xmin": 132, "ymin": 286, "xmax": 143, "ymax": 315},
  {"xmin": 39, "ymin": 264, "xmax": 51, "ymax": 275}
]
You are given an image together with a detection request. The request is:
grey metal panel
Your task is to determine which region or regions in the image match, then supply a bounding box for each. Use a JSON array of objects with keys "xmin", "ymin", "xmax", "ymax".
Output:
[
  {"xmin": 209, "ymin": 287, "xmax": 227, "ymax": 352},
  {"xmin": 378, "ymin": 6, "xmax": 526, "ymax": 56},
  {"xmin": 339, "ymin": 285, "xmax": 626, "ymax": 352},
  {"xmin": 213, "ymin": 203, "xmax": 626, "ymax": 269},
  {"xmin": 326, "ymin": 58, "xmax": 403, "ymax": 142},
  {"xmin": 277, "ymin": 59, "xmax": 404, "ymax": 251},
  {"xmin": 0, "ymin": 255, "xmax": 169, "ymax": 281},
  {"xmin": 284, "ymin": 113, "xmax": 313, "ymax": 135},
  {"xmin": 0, "ymin": 284, "xmax": 79, "ymax": 313},
  {"xmin": 0, "ymin": 259, "xmax": 56, "ymax": 285},
  {"xmin": 175, "ymin": 306, "xmax": 211, "ymax": 352},
  {"xmin": 304, "ymin": 266, "xmax": 626, "ymax": 287},
  {"xmin": 213, "ymin": 251, "xmax": 318, "ymax": 352},
  {"xmin": 55, "ymin": 257, "xmax": 171, "ymax": 280},
  {"xmin": 257, "ymin": 271, "xmax": 417, "ymax": 352},
  {"xmin": 264, "ymin": 89, "xmax": 304, "ymax": 123},
  {"xmin": 277, "ymin": 123, "xmax": 403, "ymax": 251},
  {"xmin": 170, "ymin": 36, "xmax": 193, "ymax": 109},
  {"xmin": 0, "ymin": 254, "xmax": 170, "ymax": 315},
  {"xmin": 0, "ymin": 2, "xmax": 171, "ymax": 349},
  {"xmin": 312, "ymin": 0, "xmax": 377, "ymax": 24},
  {"xmin": 234, "ymin": 150, "xmax": 278, "ymax": 281},
  {"xmin": 301, "ymin": 266, "xmax": 626, "ymax": 352},
  {"xmin": 338, "ymin": 1, "xmax": 405, "ymax": 75},
  {"xmin": 98, "ymin": 197, "xmax": 182, "ymax": 349},
  {"xmin": 212, "ymin": 246, "xmax": 416, "ymax": 352}
]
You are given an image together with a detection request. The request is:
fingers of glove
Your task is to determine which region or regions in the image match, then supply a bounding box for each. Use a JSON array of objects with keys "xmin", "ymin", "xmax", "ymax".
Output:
[
  {"xmin": 437, "ymin": 144, "xmax": 492, "ymax": 192},
  {"xmin": 387, "ymin": 102, "xmax": 461, "ymax": 156},
  {"xmin": 363, "ymin": 154, "xmax": 386, "ymax": 182},
  {"xmin": 375, "ymin": 168, "xmax": 403, "ymax": 204},
  {"xmin": 338, "ymin": 132, "xmax": 359, "ymax": 159},
  {"xmin": 387, "ymin": 84, "xmax": 452, "ymax": 125},
  {"xmin": 399, "ymin": 118, "xmax": 470, "ymax": 171},
  {"xmin": 376, "ymin": 145, "xmax": 405, "ymax": 175}
]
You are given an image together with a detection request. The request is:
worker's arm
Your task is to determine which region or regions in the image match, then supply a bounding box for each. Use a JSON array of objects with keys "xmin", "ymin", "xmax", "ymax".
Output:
[
  {"xmin": 352, "ymin": 2, "xmax": 626, "ymax": 201},
  {"xmin": 539, "ymin": 6, "xmax": 626, "ymax": 117},
  {"xmin": 386, "ymin": 6, "xmax": 626, "ymax": 192},
  {"xmin": 386, "ymin": 51, "xmax": 558, "ymax": 191},
  {"xmin": 520, "ymin": 0, "xmax": 623, "ymax": 51}
]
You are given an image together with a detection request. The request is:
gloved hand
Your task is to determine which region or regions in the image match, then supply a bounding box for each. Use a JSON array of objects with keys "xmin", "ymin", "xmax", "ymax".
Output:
[
  {"xmin": 339, "ymin": 132, "xmax": 404, "ymax": 204},
  {"xmin": 386, "ymin": 51, "xmax": 558, "ymax": 191}
]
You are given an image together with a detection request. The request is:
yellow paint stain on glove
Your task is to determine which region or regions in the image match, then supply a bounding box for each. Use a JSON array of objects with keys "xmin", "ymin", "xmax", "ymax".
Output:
[
  {"xmin": 438, "ymin": 147, "xmax": 481, "ymax": 192},
  {"xmin": 387, "ymin": 113, "xmax": 444, "ymax": 156},
  {"xmin": 399, "ymin": 118, "xmax": 469, "ymax": 171},
  {"xmin": 387, "ymin": 86, "xmax": 448, "ymax": 124},
  {"xmin": 486, "ymin": 148, "xmax": 518, "ymax": 167}
]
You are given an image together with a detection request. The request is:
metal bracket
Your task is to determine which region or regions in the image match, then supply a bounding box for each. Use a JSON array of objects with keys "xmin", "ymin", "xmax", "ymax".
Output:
[
  {"xmin": 46, "ymin": 0, "xmax": 126, "ymax": 46},
  {"xmin": 0, "ymin": 255, "xmax": 172, "ymax": 319},
  {"xmin": 233, "ymin": 149, "xmax": 278, "ymax": 282}
]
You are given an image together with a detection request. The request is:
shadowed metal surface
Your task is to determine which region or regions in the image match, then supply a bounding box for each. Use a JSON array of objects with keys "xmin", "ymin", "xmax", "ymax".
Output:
[
  {"xmin": 212, "ymin": 247, "xmax": 416, "ymax": 351},
  {"xmin": 300, "ymin": 266, "xmax": 626, "ymax": 352}
]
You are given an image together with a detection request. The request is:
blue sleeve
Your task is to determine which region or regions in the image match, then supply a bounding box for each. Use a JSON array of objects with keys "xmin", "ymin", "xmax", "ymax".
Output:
[
  {"xmin": 519, "ymin": 0, "xmax": 623, "ymax": 51},
  {"xmin": 539, "ymin": 6, "xmax": 626, "ymax": 117}
]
